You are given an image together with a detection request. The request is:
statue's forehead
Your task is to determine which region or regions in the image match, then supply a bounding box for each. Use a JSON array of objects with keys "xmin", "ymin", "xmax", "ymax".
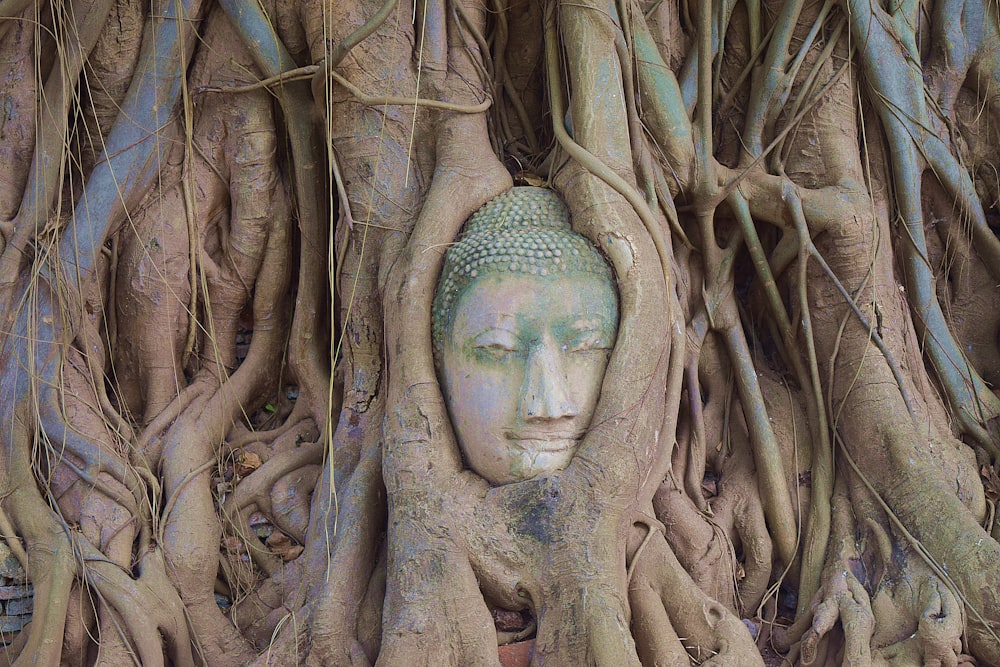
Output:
[{"xmin": 450, "ymin": 273, "xmax": 618, "ymax": 336}]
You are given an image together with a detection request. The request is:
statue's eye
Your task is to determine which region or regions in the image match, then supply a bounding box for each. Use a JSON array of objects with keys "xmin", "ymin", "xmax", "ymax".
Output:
[
  {"xmin": 475, "ymin": 342, "xmax": 518, "ymax": 360},
  {"xmin": 472, "ymin": 331, "xmax": 521, "ymax": 360},
  {"xmin": 567, "ymin": 331, "xmax": 611, "ymax": 353}
]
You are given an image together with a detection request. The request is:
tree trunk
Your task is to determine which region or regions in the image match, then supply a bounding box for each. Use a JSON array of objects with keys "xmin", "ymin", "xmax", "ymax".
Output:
[{"xmin": 0, "ymin": 0, "xmax": 997, "ymax": 665}]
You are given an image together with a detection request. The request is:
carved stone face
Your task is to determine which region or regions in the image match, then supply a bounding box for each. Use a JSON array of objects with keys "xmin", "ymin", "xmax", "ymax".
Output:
[{"xmin": 439, "ymin": 271, "xmax": 618, "ymax": 485}]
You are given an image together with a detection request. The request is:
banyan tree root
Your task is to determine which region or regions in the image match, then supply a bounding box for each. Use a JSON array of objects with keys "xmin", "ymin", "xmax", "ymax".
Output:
[
  {"xmin": 628, "ymin": 523, "xmax": 764, "ymax": 666},
  {"xmin": 0, "ymin": 282, "xmax": 191, "ymax": 666},
  {"xmin": 0, "ymin": 0, "xmax": 302, "ymax": 663},
  {"xmin": 5, "ymin": 0, "xmax": 1000, "ymax": 665},
  {"xmin": 250, "ymin": 1, "xmax": 1000, "ymax": 665},
  {"xmin": 778, "ymin": 475, "xmax": 977, "ymax": 667}
]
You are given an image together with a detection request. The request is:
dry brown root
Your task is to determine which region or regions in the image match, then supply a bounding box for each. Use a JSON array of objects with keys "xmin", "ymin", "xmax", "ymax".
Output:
[
  {"xmin": 0, "ymin": 2, "xmax": 305, "ymax": 664},
  {"xmin": 0, "ymin": 11, "xmax": 38, "ymax": 228},
  {"xmin": 658, "ymin": 388, "xmax": 779, "ymax": 619},
  {"xmin": 104, "ymin": 7, "xmax": 297, "ymax": 662},
  {"xmin": 0, "ymin": 401, "xmax": 77, "ymax": 667},
  {"xmin": 291, "ymin": 0, "xmax": 426, "ymax": 653},
  {"xmin": 0, "ymin": 270, "xmax": 158, "ymax": 663},
  {"xmin": 797, "ymin": 168, "xmax": 1000, "ymax": 663},
  {"xmin": 627, "ymin": 523, "xmax": 763, "ymax": 666},
  {"xmin": 50, "ymin": 456, "xmax": 138, "ymax": 664},
  {"xmin": 674, "ymin": 322, "xmax": 725, "ymax": 512},
  {"xmin": 113, "ymin": 182, "xmax": 192, "ymax": 422},
  {"xmin": 76, "ymin": 0, "xmax": 145, "ymax": 176},
  {"xmin": 922, "ymin": 175, "xmax": 1000, "ymax": 387},
  {"xmin": 470, "ymin": 477, "xmax": 652, "ymax": 665},
  {"xmin": 114, "ymin": 3, "xmax": 283, "ymax": 423},
  {"xmin": 222, "ymin": 440, "xmax": 324, "ymax": 576},
  {"xmin": 870, "ymin": 577, "xmax": 971, "ymax": 667},
  {"xmin": 158, "ymin": 399, "xmax": 257, "ymax": 667},
  {"xmin": 376, "ymin": 519, "xmax": 501, "ymax": 667},
  {"xmin": 268, "ymin": 464, "xmax": 319, "ymax": 542},
  {"xmin": 58, "ymin": 583, "xmax": 96, "ymax": 665},
  {"xmin": 225, "ymin": 406, "xmax": 314, "ymax": 648},
  {"xmin": 379, "ymin": 468, "xmax": 647, "ymax": 665},
  {"xmin": 75, "ymin": 540, "xmax": 194, "ymax": 667},
  {"xmin": 778, "ymin": 477, "xmax": 875, "ymax": 666},
  {"xmin": 302, "ymin": 441, "xmax": 385, "ymax": 667},
  {"xmin": 655, "ymin": 472, "xmax": 741, "ymax": 612},
  {"xmin": 709, "ymin": 431, "xmax": 773, "ymax": 617},
  {"xmin": 0, "ymin": 277, "xmax": 204, "ymax": 665},
  {"xmin": 229, "ymin": 558, "xmax": 305, "ymax": 650},
  {"xmin": 153, "ymin": 186, "xmax": 293, "ymax": 666},
  {"xmin": 153, "ymin": 262, "xmax": 300, "ymax": 667}
]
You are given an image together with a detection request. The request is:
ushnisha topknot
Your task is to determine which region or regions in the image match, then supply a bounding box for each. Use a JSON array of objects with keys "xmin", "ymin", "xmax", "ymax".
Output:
[{"xmin": 432, "ymin": 186, "xmax": 615, "ymax": 351}]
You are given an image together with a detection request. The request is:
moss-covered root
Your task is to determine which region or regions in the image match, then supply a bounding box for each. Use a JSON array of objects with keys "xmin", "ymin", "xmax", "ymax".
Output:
[{"xmin": 780, "ymin": 473, "xmax": 983, "ymax": 667}]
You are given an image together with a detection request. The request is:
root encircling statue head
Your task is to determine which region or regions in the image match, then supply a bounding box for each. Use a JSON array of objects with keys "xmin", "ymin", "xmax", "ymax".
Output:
[{"xmin": 432, "ymin": 186, "xmax": 619, "ymax": 485}]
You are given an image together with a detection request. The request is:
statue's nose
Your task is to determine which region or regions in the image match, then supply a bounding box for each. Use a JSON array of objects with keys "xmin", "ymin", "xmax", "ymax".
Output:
[{"xmin": 519, "ymin": 344, "xmax": 578, "ymax": 421}]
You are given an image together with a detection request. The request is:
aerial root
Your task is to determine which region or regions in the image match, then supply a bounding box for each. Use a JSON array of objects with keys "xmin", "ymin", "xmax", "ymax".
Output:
[
  {"xmin": 376, "ymin": 547, "xmax": 499, "ymax": 667},
  {"xmin": 268, "ymin": 464, "xmax": 320, "ymax": 542},
  {"xmin": 912, "ymin": 584, "xmax": 969, "ymax": 667},
  {"xmin": 306, "ymin": 442, "xmax": 385, "ymax": 666},
  {"xmin": 629, "ymin": 582, "xmax": 689, "ymax": 665},
  {"xmin": 224, "ymin": 441, "xmax": 324, "ymax": 531},
  {"xmin": 76, "ymin": 538, "xmax": 194, "ymax": 667},
  {"xmin": 710, "ymin": 448, "xmax": 773, "ymax": 616},
  {"xmin": 627, "ymin": 525, "xmax": 763, "ymax": 666},
  {"xmin": 59, "ymin": 583, "xmax": 96, "ymax": 663},
  {"xmin": 37, "ymin": 385, "xmax": 149, "ymax": 516},
  {"xmin": 0, "ymin": 403, "xmax": 77, "ymax": 666},
  {"xmin": 800, "ymin": 567, "xmax": 874, "ymax": 665}
]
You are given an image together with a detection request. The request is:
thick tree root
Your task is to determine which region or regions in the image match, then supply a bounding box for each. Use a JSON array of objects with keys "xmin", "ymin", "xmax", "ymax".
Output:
[{"xmin": 628, "ymin": 525, "xmax": 763, "ymax": 666}]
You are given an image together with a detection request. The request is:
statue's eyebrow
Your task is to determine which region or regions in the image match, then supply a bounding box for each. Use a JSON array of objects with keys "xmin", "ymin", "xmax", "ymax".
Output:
[
  {"xmin": 464, "ymin": 314, "xmax": 519, "ymax": 341},
  {"xmin": 471, "ymin": 325, "xmax": 519, "ymax": 340},
  {"xmin": 565, "ymin": 316, "xmax": 616, "ymax": 332}
]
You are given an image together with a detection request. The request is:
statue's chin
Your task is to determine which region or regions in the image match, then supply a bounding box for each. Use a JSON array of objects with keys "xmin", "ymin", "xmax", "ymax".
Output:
[{"xmin": 505, "ymin": 440, "xmax": 578, "ymax": 484}]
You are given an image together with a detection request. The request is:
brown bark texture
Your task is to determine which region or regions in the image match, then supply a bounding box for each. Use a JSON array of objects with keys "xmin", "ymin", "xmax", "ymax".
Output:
[{"xmin": 0, "ymin": 0, "xmax": 998, "ymax": 665}]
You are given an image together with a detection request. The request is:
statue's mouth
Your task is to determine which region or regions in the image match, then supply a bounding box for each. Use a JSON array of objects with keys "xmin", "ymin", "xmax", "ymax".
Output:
[
  {"xmin": 504, "ymin": 430, "xmax": 585, "ymax": 453},
  {"xmin": 505, "ymin": 429, "xmax": 584, "ymax": 440}
]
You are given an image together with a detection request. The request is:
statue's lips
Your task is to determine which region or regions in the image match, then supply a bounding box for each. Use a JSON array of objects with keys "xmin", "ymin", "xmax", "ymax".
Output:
[{"xmin": 504, "ymin": 430, "xmax": 584, "ymax": 453}]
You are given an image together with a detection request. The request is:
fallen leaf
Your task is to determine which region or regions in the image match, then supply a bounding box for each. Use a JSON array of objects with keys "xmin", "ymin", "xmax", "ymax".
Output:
[
  {"xmin": 222, "ymin": 536, "xmax": 243, "ymax": 554},
  {"xmin": 279, "ymin": 545, "xmax": 303, "ymax": 561},
  {"xmin": 266, "ymin": 531, "xmax": 303, "ymax": 561},
  {"xmin": 236, "ymin": 452, "xmax": 263, "ymax": 478},
  {"xmin": 981, "ymin": 465, "xmax": 1000, "ymax": 503},
  {"xmin": 513, "ymin": 172, "xmax": 546, "ymax": 187}
]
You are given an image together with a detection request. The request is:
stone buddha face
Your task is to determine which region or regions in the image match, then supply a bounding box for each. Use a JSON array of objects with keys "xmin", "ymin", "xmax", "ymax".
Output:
[{"xmin": 433, "ymin": 188, "xmax": 619, "ymax": 485}]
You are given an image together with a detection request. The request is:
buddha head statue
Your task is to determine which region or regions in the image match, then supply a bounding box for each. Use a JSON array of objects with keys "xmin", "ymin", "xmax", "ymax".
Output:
[{"xmin": 432, "ymin": 187, "xmax": 619, "ymax": 485}]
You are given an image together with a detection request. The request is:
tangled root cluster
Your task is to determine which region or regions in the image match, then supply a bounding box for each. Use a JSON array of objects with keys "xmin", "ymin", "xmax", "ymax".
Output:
[{"xmin": 0, "ymin": 0, "xmax": 999, "ymax": 665}]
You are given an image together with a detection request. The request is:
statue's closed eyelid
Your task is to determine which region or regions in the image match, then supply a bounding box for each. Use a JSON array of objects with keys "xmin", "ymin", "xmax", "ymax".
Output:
[
  {"xmin": 565, "ymin": 326, "xmax": 615, "ymax": 350},
  {"xmin": 470, "ymin": 329, "xmax": 521, "ymax": 352}
]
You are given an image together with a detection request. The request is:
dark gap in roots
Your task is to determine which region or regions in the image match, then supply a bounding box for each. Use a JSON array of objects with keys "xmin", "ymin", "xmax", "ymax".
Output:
[{"xmin": 0, "ymin": 540, "xmax": 31, "ymax": 642}]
